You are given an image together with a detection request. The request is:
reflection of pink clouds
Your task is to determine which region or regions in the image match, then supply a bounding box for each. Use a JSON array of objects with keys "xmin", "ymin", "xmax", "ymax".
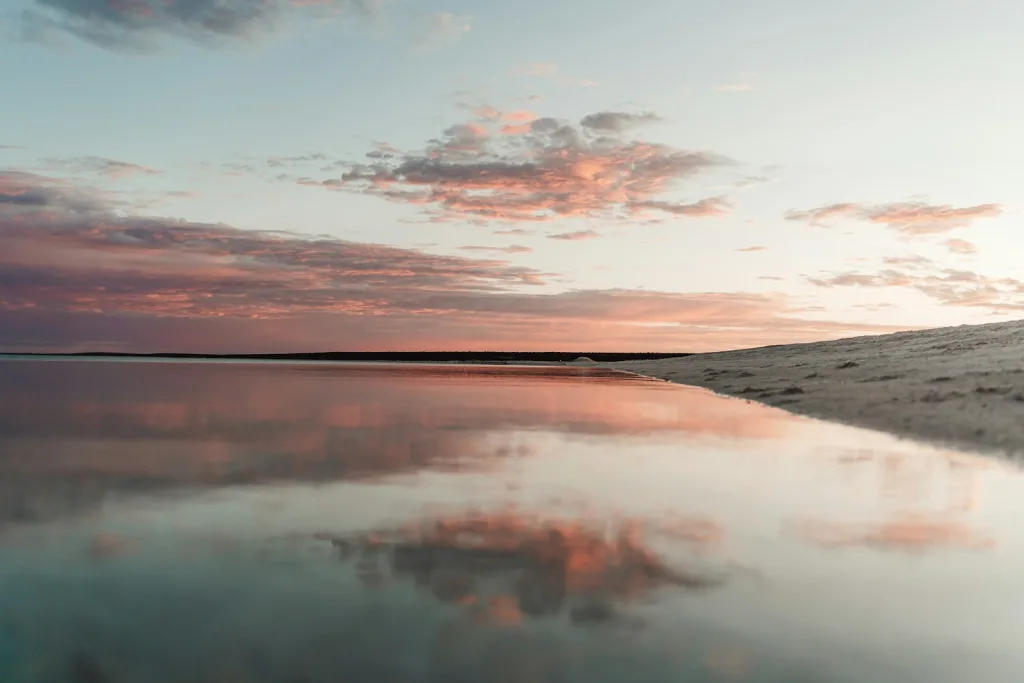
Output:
[
  {"xmin": 704, "ymin": 644, "xmax": 750, "ymax": 680},
  {"xmin": 4, "ymin": 363, "xmax": 799, "ymax": 440},
  {"xmin": 795, "ymin": 513, "xmax": 994, "ymax": 552},
  {"xmin": 322, "ymin": 507, "xmax": 728, "ymax": 626},
  {"xmin": 87, "ymin": 532, "xmax": 132, "ymax": 559},
  {"xmin": 650, "ymin": 515, "xmax": 725, "ymax": 550},
  {"xmin": 0, "ymin": 361, "xmax": 802, "ymax": 528}
]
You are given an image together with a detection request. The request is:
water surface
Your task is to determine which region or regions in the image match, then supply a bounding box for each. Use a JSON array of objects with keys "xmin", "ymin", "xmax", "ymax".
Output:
[{"xmin": 1, "ymin": 360, "xmax": 1023, "ymax": 682}]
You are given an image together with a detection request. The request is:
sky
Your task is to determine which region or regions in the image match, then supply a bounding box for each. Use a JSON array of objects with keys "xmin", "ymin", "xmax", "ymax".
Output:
[{"xmin": 1, "ymin": 0, "xmax": 1022, "ymax": 353}]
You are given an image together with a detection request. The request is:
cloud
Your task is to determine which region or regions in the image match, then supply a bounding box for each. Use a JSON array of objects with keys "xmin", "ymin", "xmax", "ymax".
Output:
[
  {"xmin": 944, "ymin": 238, "xmax": 977, "ymax": 255},
  {"xmin": 630, "ymin": 197, "xmax": 729, "ymax": 217},
  {"xmin": 472, "ymin": 105, "xmax": 501, "ymax": 121},
  {"xmin": 413, "ymin": 11, "xmax": 471, "ymax": 50},
  {"xmin": 19, "ymin": 0, "xmax": 380, "ymax": 51},
  {"xmin": 42, "ymin": 156, "xmax": 161, "ymax": 179},
  {"xmin": 512, "ymin": 62, "xmax": 559, "ymax": 78},
  {"xmin": 579, "ymin": 111, "xmax": 662, "ymax": 132},
  {"xmin": 0, "ymin": 170, "xmax": 902, "ymax": 352},
  {"xmin": 785, "ymin": 201, "xmax": 1003, "ymax": 236},
  {"xmin": 510, "ymin": 62, "xmax": 598, "ymax": 88},
  {"xmin": 458, "ymin": 244, "xmax": 533, "ymax": 254},
  {"xmin": 502, "ymin": 110, "xmax": 538, "ymax": 123},
  {"xmin": 736, "ymin": 246, "xmax": 766, "ymax": 252},
  {"xmin": 808, "ymin": 256, "xmax": 1024, "ymax": 313},
  {"xmin": 266, "ymin": 152, "xmax": 334, "ymax": 168},
  {"xmin": 319, "ymin": 109, "xmax": 731, "ymax": 223},
  {"xmin": 713, "ymin": 84, "xmax": 758, "ymax": 92},
  {"xmin": 0, "ymin": 170, "xmax": 544, "ymax": 320},
  {"xmin": 548, "ymin": 230, "xmax": 600, "ymax": 241},
  {"xmin": 497, "ymin": 110, "xmax": 539, "ymax": 136},
  {"xmin": 0, "ymin": 170, "xmax": 110, "ymax": 212}
]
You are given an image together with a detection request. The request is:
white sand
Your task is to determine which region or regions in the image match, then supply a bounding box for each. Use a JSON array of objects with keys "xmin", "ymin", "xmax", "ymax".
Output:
[{"xmin": 611, "ymin": 319, "xmax": 1024, "ymax": 456}]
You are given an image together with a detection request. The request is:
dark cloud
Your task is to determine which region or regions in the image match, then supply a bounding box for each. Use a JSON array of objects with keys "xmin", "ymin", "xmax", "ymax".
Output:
[
  {"xmin": 785, "ymin": 201, "xmax": 1003, "ymax": 235},
  {"xmin": 0, "ymin": 170, "xmax": 108, "ymax": 212},
  {"xmin": 579, "ymin": 111, "xmax": 662, "ymax": 132},
  {"xmin": 307, "ymin": 108, "xmax": 730, "ymax": 223},
  {"xmin": 0, "ymin": 170, "xmax": 544, "ymax": 320},
  {"xmin": 20, "ymin": 0, "xmax": 379, "ymax": 51}
]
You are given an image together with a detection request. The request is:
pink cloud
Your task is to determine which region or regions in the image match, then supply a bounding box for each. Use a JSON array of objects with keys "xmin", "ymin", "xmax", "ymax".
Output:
[
  {"xmin": 945, "ymin": 238, "xmax": 977, "ymax": 254},
  {"xmin": 736, "ymin": 246, "xmax": 766, "ymax": 252},
  {"xmin": 809, "ymin": 256, "xmax": 1024, "ymax": 313},
  {"xmin": 499, "ymin": 123, "xmax": 533, "ymax": 136},
  {"xmin": 502, "ymin": 110, "xmax": 538, "ymax": 123},
  {"xmin": 473, "ymin": 106, "xmax": 501, "ymax": 121},
  {"xmin": 630, "ymin": 197, "xmax": 729, "ymax": 218},
  {"xmin": 325, "ymin": 110, "xmax": 731, "ymax": 223},
  {"xmin": 786, "ymin": 201, "xmax": 1003, "ymax": 235},
  {"xmin": 548, "ymin": 230, "xmax": 600, "ymax": 241},
  {"xmin": 458, "ymin": 244, "xmax": 533, "ymax": 254}
]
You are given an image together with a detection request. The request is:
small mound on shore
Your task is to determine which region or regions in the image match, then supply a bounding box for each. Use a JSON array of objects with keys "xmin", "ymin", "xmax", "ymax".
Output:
[{"xmin": 570, "ymin": 356, "xmax": 597, "ymax": 365}]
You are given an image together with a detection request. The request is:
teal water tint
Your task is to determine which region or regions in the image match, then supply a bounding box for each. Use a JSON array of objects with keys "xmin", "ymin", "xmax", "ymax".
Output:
[{"xmin": 1, "ymin": 360, "xmax": 1024, "ymax": 682}]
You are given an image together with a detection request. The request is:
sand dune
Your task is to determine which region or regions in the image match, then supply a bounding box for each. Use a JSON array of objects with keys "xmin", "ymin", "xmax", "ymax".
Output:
[{"xmin": 612, "ymin": 319, "xmax": 1024, "ymax": 456}]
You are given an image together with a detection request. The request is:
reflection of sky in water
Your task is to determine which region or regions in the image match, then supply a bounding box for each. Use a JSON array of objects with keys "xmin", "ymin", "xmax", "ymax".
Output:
[{"xmin": 2, "ymin": 360, "xmax": 1024, "ymax": 682}]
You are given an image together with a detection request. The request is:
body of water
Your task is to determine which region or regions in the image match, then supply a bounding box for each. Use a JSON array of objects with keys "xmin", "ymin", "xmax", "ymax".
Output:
[{"xmin": 1, "ymin": 360, "xmax": 1023, "ymax": 682}]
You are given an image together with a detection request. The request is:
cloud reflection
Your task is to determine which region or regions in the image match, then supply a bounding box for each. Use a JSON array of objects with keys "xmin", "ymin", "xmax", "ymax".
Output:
[
  {"xmin": 0, "ymin": 360, "xmax": 796, "ymax": 526},
  {"xmin": 319, "ymin": 508, "xmax": 727, "ymax": 628},
  {"xmin": 795, "ymin": 514, "xmax": 994, "ymax": 552}
]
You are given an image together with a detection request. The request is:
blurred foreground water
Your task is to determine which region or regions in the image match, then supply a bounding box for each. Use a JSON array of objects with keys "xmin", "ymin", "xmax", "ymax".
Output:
[{"xmin": 1, "ymin": 359, "xmax": 1023, "ymax": 682}]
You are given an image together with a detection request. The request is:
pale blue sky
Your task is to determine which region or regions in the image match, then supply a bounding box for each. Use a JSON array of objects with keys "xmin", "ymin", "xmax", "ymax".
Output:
[{"xmin": 1, "ymin": 0, "xmax": 1022, "ymax": 351}]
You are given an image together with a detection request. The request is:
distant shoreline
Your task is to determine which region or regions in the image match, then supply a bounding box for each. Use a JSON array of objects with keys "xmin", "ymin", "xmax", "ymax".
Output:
[{"xmin": 0, "ymin": 351, "xmax": 692, "ymax": 364}]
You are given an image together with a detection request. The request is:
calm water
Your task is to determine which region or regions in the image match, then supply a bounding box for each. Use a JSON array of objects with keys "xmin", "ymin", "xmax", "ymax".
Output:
[{"xmin": 1, "ymin": 360, "xmax": 1023, "ymax": 683}]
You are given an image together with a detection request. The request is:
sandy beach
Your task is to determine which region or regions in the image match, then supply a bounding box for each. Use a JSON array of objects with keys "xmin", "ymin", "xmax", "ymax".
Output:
[{"xmin": 611, "ymin": 319, "xmax": 1024, "ymax": 457}]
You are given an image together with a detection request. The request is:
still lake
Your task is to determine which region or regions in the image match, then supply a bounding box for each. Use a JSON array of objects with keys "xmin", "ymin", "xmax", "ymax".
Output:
[{"xmin": 1, "ymin": 359, "xmax": 1023, "ymax": 682}]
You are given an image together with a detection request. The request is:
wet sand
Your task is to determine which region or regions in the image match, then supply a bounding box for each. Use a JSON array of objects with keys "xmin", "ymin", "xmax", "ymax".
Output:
[{"xmin": 611, "ymin": 319, "xmax": 1024, "ymax": 457}]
